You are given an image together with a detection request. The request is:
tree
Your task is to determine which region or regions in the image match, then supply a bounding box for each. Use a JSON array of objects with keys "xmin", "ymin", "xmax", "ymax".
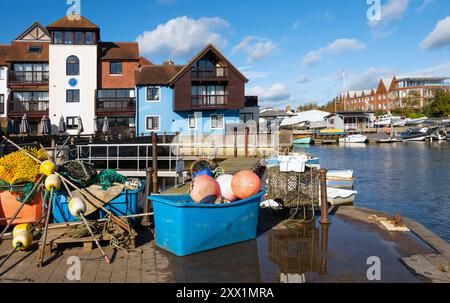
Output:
[{"xmin": 426, "ymin": 90, "xmax": 450, "ymax": 118}]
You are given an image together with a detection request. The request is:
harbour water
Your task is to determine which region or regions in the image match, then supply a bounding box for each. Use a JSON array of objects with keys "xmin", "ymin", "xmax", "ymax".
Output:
[{"xmin": 295, "ymin": 141, "xmax": 450, "ymax": 242}]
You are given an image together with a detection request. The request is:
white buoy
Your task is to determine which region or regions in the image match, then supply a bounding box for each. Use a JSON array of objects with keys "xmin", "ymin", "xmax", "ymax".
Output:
[
  {"xmin": 68, "ymin": 198, "xmax": 87, "ymax": 217},
  {"xmin": 45, "ymin": 174, "xmax": 61, "ymax": 191},
  {"xmin": 12, "ymin": 230, "xmax": 33, "ymax": 251}
]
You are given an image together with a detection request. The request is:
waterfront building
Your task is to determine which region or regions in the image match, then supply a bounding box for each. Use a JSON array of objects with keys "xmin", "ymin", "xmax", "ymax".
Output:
[
  {"xmin": 259, "ymin": 108, "xmax": 296, "ymax": 133},
  {"xmin": 0, "ymin": 45, "xmax": 8, "ymax": 121},
  {"xmin": 134, "ymin": 44, "xmax": 250, "ymax": 135},
  {"xmin": 325, "ymin": 111, "xmax": 375, "ymax": 130},
  {"xmin": 339, "ymin": 76, "xmax": 450, "ymax": 112}
]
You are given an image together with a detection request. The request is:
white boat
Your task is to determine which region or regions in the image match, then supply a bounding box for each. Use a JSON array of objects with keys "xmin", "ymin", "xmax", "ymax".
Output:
[
  {"xmin": 327, "ymin": 170, "xmax": 355, "ymax": 189},
  {"xmin": 339, "ymin": 134, "xmax": 367, "ymax": 144},
  {"xmin": 327, "ymin": 188, "xmax": 358, "ymax": 206},
  {"xmin": 374, "ymin": 114, "xmax": 406, "ymax": 127},
  {"xmin": 405, "ymin": 117, "xmax": 428, "ymax": 126},
  {"xmin": 392, "ymin": 118, "xmax": 407, "ymax": 127}
]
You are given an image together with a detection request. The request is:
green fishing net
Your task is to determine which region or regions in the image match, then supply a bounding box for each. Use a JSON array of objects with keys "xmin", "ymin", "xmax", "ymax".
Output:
[
  {"xmin": 0, "ymin": 181, "xmax": 36, "ymax": 203},
  {"xmin": 93, "ymin": 170, "xmax": 127, "ymax": 190}
]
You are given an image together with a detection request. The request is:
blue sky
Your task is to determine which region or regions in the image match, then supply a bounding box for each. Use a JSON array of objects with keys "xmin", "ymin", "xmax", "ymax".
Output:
[{"xmin": 1, "ymin": 0, "xmax": 450, "ymax": 108}]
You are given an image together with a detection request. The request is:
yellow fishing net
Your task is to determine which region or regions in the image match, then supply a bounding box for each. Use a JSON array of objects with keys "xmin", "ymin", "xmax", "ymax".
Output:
[{"xmin": 0, "ymin": 147, "xmax": 47, "ymax": 184}]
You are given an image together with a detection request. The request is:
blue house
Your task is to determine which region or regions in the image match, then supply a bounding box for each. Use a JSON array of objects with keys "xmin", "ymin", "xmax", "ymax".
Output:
[{"xmin": 134, "ymin": 45, "xmax": 251, "ymax": 135}]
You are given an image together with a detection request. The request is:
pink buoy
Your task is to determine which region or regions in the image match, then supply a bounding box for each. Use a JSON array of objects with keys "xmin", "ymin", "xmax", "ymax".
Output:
[
  {"xmin": 190, "ymin": 175, "xmax": 221, "ymax": 204},
  {"xmin": 217, "ymin": 174, "xmax": 237, "ymax": 202},
  {"xmin": 231, "ymin": 170, "xmax": 261, "ymax": 200}
]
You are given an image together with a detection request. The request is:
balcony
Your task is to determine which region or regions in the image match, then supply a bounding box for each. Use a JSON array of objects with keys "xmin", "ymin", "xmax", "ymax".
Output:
[
  {"xmin": 96, "ymin": 98, "xmax": 136, "ymax": 115},
  {"xmin": 191, "ymin": 67, "xmax": 228, "ymax": 80},
  {"xmin": 8, "ymin": 100, "xmax": 49, "ymax": 117},
  {"xmin": 191, "ymin": 95, "xmax": 228, "ymax": 109},
  {"xmin": 9, "ymin": 71, "xmax": 49, "ymax": 85}
]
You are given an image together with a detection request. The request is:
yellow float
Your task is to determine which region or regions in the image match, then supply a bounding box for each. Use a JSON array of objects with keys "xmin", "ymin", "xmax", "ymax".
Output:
[
  {"xmin": 12, "ymin": 230, "xmax": 33, "ymax": 251},
  {"xmin": 39, "ymin": 160, "xmax": 56, "ymax": 177},
  {"xmin": 13, "ymin": 223, "xmax": 33, "ymax": 237}
]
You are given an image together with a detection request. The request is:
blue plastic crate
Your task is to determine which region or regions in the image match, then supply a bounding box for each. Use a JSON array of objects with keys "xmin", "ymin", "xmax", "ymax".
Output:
[
  {"xmin": 52, "ymin": 192, "xmax": 99, "ymax": 223},
  {"xmin": 149, "ymin": 191, "xmax": 266, "ymax": 257},
  {"xmin": 99, "ymin": 186, "xmax": 144, "ymax": 225}
]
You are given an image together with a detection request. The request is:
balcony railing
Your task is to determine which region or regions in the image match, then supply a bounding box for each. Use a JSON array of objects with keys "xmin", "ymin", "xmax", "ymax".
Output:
[
  {"xmin": 9, "ymin": 100, "xmax": 49, "ymax": 115},
  {"xmin": 191, "ymin": 95, "xmax": 228, "ymax": 108},
  {"xmin": 191, "ymin": 67, "xmax": 228, "ymax": 79},
  {"xmin": 96, "ymin": 98, "xmax": 136, "ymax": 113},
  {"xmin": 9, "ymin": 71, "xmax": 49, "ymax": 84}
]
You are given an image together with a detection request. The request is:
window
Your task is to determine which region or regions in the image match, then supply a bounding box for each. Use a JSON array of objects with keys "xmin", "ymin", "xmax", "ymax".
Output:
[
  {"xmin": 28, "ymin": 46, "xmax": 42, "ymax": 53},
  {"xmin": 66, "ymin": 89, "xmax": 80, "ymax": 103},
  {"xmin": 54, "ymin": 31, "xmax": 63, "ymax": 44},
  {"xmin": 0, "ymin": 68, "xmax": 4, "ymax": 80},
  {"xmin": 66, "ymin": 117, "xmax": 78, "ymax": 130},
  {"xmin": 188, "ymin": 116, "xmax": 196, "ymax": 129},
  {"xmin": 110, "ymin": 62, "xmax": 123, "ymax": 75},
  {"xmin": 66, "ymin": 56, "xmax": 79, "ymax": 76},
  {"xmin": 0, "ymin": 95, "xmax": 4, "ymax": 115},
  {"xmin": 85, "ymin": 32, "xmax": 94, "ymax": 45},
  {"xmin": 64, "ymin": 31, "xmax": 74, "ymax": 45},
  {"xmin": 147, "ymin": 87, "xmax": 160, "ymax": 101},
  {"xmin": 146, "ymin": 116, "xmax": 160, "ymax": 131},
  {"xmin": 191, "ymin": 85, "xmax": 227, "ymax": 107},
  {"xmin": 211, "ymin": 115, "xmax": 224, "ymax": 129},
  {"xmin": 75, "ymin": 32, "xmax": 83, "ymax": 45},
  {"xmin": 240, "ymin": 113, "xmax": 254, "ymax": 124}
]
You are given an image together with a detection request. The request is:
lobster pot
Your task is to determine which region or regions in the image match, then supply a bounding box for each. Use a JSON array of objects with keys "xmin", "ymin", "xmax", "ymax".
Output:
[
  {"xmin": 266, "ymin": 167, "xmax": 320, "ymax": 208},
  {"xmin": 150, "ymin": 191, "xmax": 266, "ymax": 257}
]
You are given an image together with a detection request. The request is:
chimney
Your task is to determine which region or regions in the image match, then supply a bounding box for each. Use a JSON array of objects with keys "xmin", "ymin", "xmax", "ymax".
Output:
[{"xmin": 163, "ymin": 60, "xmax": 175, "ymax": 66}]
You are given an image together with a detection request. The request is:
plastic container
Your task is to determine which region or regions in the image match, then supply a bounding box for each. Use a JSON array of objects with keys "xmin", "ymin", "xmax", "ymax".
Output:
[
  {"xmin": 150, "ymin": 191, "xmax": 266, "ymax": 257},
  {"xmin": 0, "ymin": 190, "xmax": 43, "ymax": 226},
  {"xmin": 99, "ymin": 186, "xmax": 144, "ymax": 225},
  {"xmin": 52, "ymin": 192, "xmax": 98, "ymax": 223}
]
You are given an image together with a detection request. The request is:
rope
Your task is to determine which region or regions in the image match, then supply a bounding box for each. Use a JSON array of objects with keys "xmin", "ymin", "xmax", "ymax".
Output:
[{"xmin": 102, "ymin": 217, "xmax": 143, "ymax": 255}]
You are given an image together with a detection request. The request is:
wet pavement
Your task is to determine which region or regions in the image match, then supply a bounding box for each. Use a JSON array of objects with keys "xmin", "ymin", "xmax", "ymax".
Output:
[{"xmin": 161, "ymin": 209, "xmax": 435, "ymax": 283}]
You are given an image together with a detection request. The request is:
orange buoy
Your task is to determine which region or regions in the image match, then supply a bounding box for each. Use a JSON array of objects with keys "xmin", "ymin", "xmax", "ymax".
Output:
[
  {"xmin": 231, "ymin": 170, "xmax": 261, "ymax": 200},
  {"xmin": 190, "ymin": 175, "xmax": 221, "ymax": 204}
]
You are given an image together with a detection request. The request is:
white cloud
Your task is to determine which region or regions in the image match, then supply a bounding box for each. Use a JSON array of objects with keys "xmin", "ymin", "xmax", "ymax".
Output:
[
  {"xmin": 243, "ymin": 71, "xmax": 272, "ymax": 80},
  {"xmin": 416, "ymin": 0, "xmax": 435, "ymax": 13},
  {"xmin": 136, "ymin": 16, "xmax": 229, "ymax": 58},
  {"xmin": 292, "ymin": 12, "xmax": 334, "ymax": 31},
  {"xmin": 302, "ymin": 39, "xmax": 366, "ymax": 66},
  {"xmin": 233, "ymin": 36, "xmax": 277, "ymax": 62},
  {"xmin": 421, "ymin": 16, "xmax": 450, "ymax": 50},
  {"xmin": 345, "ymin": 67, "xmax": 394, "ymax": 90},
  {"xmin": 369, "ymin": 0, "xmax": 410, "ymax": 27},
  {"xmin": 297, "ymin": 74, "xmax": 310, "ymax": 84},
  {"xmin": 402, "ymin": 62, "xmax": 450, "ymax": 77},
  {"xmin": 246, "ymin": 83, "xmax": 291, "ymax": 104}
]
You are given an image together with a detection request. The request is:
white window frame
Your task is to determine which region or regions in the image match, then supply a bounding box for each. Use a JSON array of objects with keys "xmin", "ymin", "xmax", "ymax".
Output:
[
  {"xmin": 145, "ymin": 115, "xmax": 161, "ymax": 132},
  {"xmin": 0, "ymin": 67, "xmax": 4, "ymax": 80},
  {"xmin": 210, "ymin": 114, "xmax": 224, "ymax": 130},
  {"xmin": 188, "ymin": 115, "xmax": 197, "ymax": 130},
  {"xmin": 146, "ymin": 86, "xmax": 161, "ymax": 102}
]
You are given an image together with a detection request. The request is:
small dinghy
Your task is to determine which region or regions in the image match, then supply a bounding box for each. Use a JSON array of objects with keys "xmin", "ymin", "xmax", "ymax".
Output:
[
  {"xmin": 327, "ymin": 170, "xmax": 355, "ymax": 189},
  {"xmin": 339, "ymin": 134, "xmax": 367, "ymax": 144},
  {"xmin": 326, "ymin": 187, "xmax": 358, "ymax": 206}
]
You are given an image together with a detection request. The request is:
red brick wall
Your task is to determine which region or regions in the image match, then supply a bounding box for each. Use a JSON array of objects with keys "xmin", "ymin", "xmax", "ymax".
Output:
[{"xmin": 99, "ymin": 61, "xmax": 138, "ymax": 89}]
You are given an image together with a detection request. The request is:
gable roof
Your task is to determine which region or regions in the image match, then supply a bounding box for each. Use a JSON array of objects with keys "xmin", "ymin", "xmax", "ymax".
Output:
[
  {"xmin": 7, "ymin": 42, "xmax": 49, "ymax": 62},
  {"xmin": 135, "ymin": 63, "xmax": 185, "ymax": 86},
  {"xmin": 139, "ymin": 56, "xmax": 154, "ymax": 66},
  {"xmin": 0, "ymin": 45, "xmax": 10, "ymax": 65},
  {"xmin": 14, "ymin": 22, "xmax": 51, "ymax": 42},
  {"xmin": 168, "ymin": 44, "xmax": 249, "ymax": 85},
  {"xmin": 99, "ymin": 42, "xmax": 140, "ymax": 61},
  {"xmin": 47, "ymin": 14, "xmax": 99, "ymax": 30}
]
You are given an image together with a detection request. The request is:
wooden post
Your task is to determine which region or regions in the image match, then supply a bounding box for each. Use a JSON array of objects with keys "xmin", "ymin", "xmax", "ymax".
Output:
[
  {"xmin": 319, "ymin": 168, "xmax": 331, "ymax": 225},
  {"xmin": 244, "ymin": 127, "xmax": 249, "ymax": 158},
  {"xmin": 152, "ymin": 132, "xmax": 158, "ymax": 193},
  {"xmin": 163, "ymin": 131, "xmax": 167, "ymax": 144},
  {"xmin": 320, "ymin": 222, "xmax": 329, "ymax": 274},
  {"xmin": 234, "ymin": 128, "xmax": 238, "ymax": 158},
  {"xmin": 141, "ymin": 167, "xmax": 153, "ymax": 227}
]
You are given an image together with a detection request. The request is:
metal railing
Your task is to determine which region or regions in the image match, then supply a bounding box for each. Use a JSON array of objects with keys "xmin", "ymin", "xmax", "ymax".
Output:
[
  {"xmin": 9, "ymin": 71, "xmax": 49, "ymax": 84},
  {"xmin": 191, "ymin": 67, "xmax": 228, "ymax": 79},
  {"xmin": 191, "ymin": 95, "xmax": 228, "ymax": 108},
  {"xmin": 96, "ymin": 98, "xmax": 136, "ymax": 112},
  {"xmin": 9, "ymin": 100, "xmax": 49, "ymax": 114}
]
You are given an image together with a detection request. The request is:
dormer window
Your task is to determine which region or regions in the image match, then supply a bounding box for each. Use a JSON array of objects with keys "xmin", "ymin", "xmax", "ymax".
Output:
[{"xmin": 28, "ymin": 46, "xmax": 42, "ymax": 54}]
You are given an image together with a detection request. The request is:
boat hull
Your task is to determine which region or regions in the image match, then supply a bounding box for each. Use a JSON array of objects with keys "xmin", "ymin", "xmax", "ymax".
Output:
[
  {"xmin": 293, "ymin": 137, "xmax": 312, "ymax": 145},
  {"xmin": 339, "ymin": 135, "xmax": 367, "ymax": 144}
]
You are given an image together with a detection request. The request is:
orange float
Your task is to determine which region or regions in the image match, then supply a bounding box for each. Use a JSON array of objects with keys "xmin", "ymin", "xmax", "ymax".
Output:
[
  {"xmin": 190, "ymin": 175, "xmax": 221, "ymax": 204},
  {"xmin": 231, "ymin": 171, "xmax": 261, "ymax": 200}
]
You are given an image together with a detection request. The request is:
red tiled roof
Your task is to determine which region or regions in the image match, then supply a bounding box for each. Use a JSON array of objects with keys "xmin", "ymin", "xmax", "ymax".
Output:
[
  {"xmin": 99, "ymin": 42, "xmax": 140, "ymax": 61},
  {"xmin": 7, "ymin": 42, "xmax": 49, "ymax": 62},
  {"xmin": 0, "ymin": 45, "xmax": 10, "ymax": 65},
  {"xmin": 139, "ymin": 56, "xmax": 154, "ymax": 66},
  {"xmin": 135, "ymin": 63, "xmax": 185, "ymax": 85},
  {"xmin": 47, "ymin": 15, "xmax": 99, "ymax": 29}
]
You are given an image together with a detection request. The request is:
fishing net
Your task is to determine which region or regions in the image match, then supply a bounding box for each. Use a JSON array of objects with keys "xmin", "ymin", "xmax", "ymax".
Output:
[
  {"xmin": 0, "ymin": 147, "xmax": 47, "ymax": 185},
  {"xmin": 58, "ymin": 161, "xmax": 98, "ymax": 188},
  {"xmin": 0, "ymin": 181, "xmax": 37, "ymax": 203},
  {"xmin": 93, "ymin": 170, "xmax": 127, "ymax": 191},
  {"xmin": 266, "ymin": 167, "xmax": 320, "ymax": 209}
]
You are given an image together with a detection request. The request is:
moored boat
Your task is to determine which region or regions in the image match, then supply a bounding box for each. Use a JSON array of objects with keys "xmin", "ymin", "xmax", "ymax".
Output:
[
  {"xmin": 339, "ymin": 134, "xmax": 367, "ymax": 144},
  {"xmin": 293, "ymin": 136, "xmax": 312, "ymax": 145},
  {"xmin": 326, "ymin": 187, "xmax": 358, "ymax": 206},
  {"xmin": 327, "ymin": 170, "xmax": 355, "ymax": 189},
  {"xmin": 401, "ymin": 128, "xmax": 428, "ymax": 141}
]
